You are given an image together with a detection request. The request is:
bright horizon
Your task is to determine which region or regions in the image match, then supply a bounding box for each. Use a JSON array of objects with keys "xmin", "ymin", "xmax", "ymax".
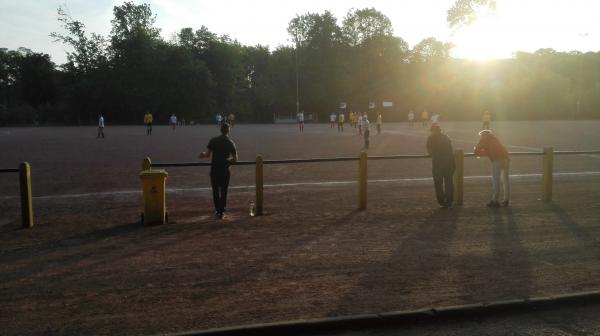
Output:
[{"xmin": 1, "ymin": 0, "xmax": 599, "ymax": 64}]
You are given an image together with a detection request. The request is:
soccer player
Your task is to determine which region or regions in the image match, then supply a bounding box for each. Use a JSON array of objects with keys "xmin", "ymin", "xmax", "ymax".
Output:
[
  {"xmin": 297, "ymin": 110, "xmax": 305, "ymax": 132},
  {"xmin": 228, "ymin": 113, "xmax": 235, "ymax": 127},
  {"xmin": 408, "ymin": 110, "xmax": 415, "ymax": 128},
  {"xmin": 199, "ymin": 123, "xmax": 238, "ymax": 220},
  {"xmin": 426, "ymin": 124, "xmax": 455, "ymax": 208},
  {"xmin": 421, "ymin": 109, "xmax": 429, "ymax": 128},
  {"xmin": 216, "ymin": 114, "xmax": 223, "ymax": 127},
  {"xmin": 170, "ymin": 113, "xmax": 177, "ymax": 131},
  {"xmin": 376, "ymin": 113, "xmax": 383, "ymax": 135},
  {"xmin": 97, "ymin": 114, "xmax": 105, "ymax": 138},
  {"xmin": 357, "ymin": 114, "xmax": 363, "ymax": 136},
  {"xmin": 482, "ymin": 110, "xmax": 491, "ymax": 130},
  {"xmin": 330, "ymin": 112, "xmax": 336, "ymax": 128},
  {"xmin": 363, "ymin": 117, "xmax": 371, "ymax": 150},
  {"xmin": 431, "ymin": 113, "xmax": 440, "ymax": 124},
  {"xmin": 144, "ymin": 111, "xmax": 153, "ymax": 135},
  {"xmin": 338, "ymin": 112, "xmax": 345, "ymax": 132},
  {"xmin": 474, "ymin": 130, "xmax": 510, "ymax": 207}
]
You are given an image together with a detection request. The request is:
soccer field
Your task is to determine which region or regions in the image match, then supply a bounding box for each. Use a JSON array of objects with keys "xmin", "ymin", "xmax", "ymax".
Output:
[
  {"xmin": 1, "ymin": 120, "xmax": 599, "ymax": 199},
  {"xmin": 1, "ymin": 121, "xmax": 600, "ymax": 335}
]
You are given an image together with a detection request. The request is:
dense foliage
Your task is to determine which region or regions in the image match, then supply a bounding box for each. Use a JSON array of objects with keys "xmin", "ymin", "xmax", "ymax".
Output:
[{"xmin": 0, "ymin": 2, "xmax": 598, "ymax": 125}]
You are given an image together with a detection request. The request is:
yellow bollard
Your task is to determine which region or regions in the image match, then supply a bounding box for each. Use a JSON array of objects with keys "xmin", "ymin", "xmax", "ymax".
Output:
[
  {"xmin": 454, "ymin": 149, "xmax": 464, "ymax": 206},
  {"xmin": 359, "ymin": 151, "xmax": 368, "ymax": 210},
  {"xmin": 139, "ymin": 169, "xmax": 168, "ymax": 224},
  {"xmin": 19, "ymin": 162, "xmax": 33, "ymax": 228},
  {"xmin": 255, "ymin": 155, "xmax": 264, "ymax": 216},
  {"xmin": 142, "ymin": 157, "xmax": 151, "ymax": 171},
  {"xmin": 543, "ymin": 147, "xmax": 554, "ymax": 202}
]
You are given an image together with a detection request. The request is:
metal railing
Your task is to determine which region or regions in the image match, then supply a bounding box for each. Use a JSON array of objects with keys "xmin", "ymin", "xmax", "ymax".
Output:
[
  {"xmin": 144, "ymin": 148, "xmax": 600, "ymax": 216},
  {"xmin": 0, "ymin": 163, "xmax": 33, "ymax": 228}
]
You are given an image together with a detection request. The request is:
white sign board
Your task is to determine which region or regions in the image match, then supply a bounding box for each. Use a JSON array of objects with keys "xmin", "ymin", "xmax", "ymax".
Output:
[
  {"xmin": 382, "ymin": 101, "xmax": 393, "ymax": 107},
  {"xmin": 339, "ymin": 102, "xmax": 347, "ymax": 109},
  {"xmin": 368, "ymin": 102, "xmax": 375, "ymax": 109}
]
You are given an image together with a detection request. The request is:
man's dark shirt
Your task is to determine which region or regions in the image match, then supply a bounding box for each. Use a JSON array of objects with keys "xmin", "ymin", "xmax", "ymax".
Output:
[
  {"xmin": 207, "ymin": 135, "xmax": 237, "ymax": 175},
  {"xmin": 426, "ymin": 133, "xmax": 455, "ymax": 174}
]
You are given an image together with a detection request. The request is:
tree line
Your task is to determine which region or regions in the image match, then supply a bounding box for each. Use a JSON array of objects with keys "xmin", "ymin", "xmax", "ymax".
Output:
[{"xmin": 1, "ymin": 2, "xmax": 599, "ymax": 125}]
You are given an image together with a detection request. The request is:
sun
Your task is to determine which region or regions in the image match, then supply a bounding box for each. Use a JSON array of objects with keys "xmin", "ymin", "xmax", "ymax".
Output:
[{"xmin": 451, "ymin": 14, "xmax": 516, "ymax": 61}]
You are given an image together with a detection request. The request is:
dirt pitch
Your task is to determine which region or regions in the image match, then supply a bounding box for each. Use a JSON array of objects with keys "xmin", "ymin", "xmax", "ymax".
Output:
[{"xmin": 1, "ymin": 121, "xmax": 600, "ymax": 335}]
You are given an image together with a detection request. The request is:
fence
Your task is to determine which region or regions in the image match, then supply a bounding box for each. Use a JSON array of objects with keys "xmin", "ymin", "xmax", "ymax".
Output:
[
  {"xmin": 146, "ymin": 148, "xmax": 600, "ymax": 215},
  {"xmin": 0, "ymin": 162, "xmax": 33, "ymax": 228}
]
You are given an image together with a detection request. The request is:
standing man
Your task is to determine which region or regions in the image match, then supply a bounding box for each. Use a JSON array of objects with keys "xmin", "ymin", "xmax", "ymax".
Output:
[
  {"xmin": 376, "ymin": 112, "xmax": 383, "ymax": 135},
  {"xmin": 421, "ymin": 109, "xmax": 429, "ymax": 128},
  {"xmin": 144, "ymin": 111, "xmax": 153, "ymax": 135},
  {"xmin": 199, "ymin": 123, "xmax": 238, "ymax": 219},
  {"xmin": 474, "ymin": 130, "xmax": 510, "ymax": 207},
  {"xmin": 357, "ymin": 113, "xmax": 363, "ymax": 136},
  {"xmin": 482, "ymin": 110, "xmax": 491, "ymax": 130},
  {"xmin": 228, "ymin": 113, "xmax": 235, "ymax": 127},
  {"xmin": 426, "ymin": 124, "xmax": 455, "ymax": 208},
  {"xmin": 297, "ymin": 110, "xmax": 305, "ymax": 132},
  {"xmin": 170, "ymin": 113, "xmax": 178, "ymax": 131},
  {"xmin": 408, "ymin": 110, "xmax": 415, "ymax": 128},
  {"xmin": 363, "ymin": 117, "xmax": 371, "ymax": 149},
  {"xmin": 338, "ymin": 111, "xmax": 345, "ymax": 132},
  {"xmin": 97, "ymin": 114, "xmax": 105, "ymax": 138},
  {"xmin": 216, "ymin": 114, "xmax": 223, "ymax": 127},
  {"xmin": 330, "ymin": 112, "xmax": 337, "ymax": 128}
]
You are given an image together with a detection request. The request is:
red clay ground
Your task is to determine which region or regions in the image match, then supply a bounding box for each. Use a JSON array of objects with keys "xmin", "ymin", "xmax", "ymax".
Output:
[{"xmin": 1, "ymin": 122, "xmax": 600, "ymax": 335}]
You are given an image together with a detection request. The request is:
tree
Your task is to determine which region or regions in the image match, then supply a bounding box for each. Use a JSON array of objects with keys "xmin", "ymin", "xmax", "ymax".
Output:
[
  {"xmin": 447, "ymin": 0, "xmax": 496, "ymax": 28},
  {"xmin": 342, "ymin": 8, "xmax": 393, "ymax": 46}
]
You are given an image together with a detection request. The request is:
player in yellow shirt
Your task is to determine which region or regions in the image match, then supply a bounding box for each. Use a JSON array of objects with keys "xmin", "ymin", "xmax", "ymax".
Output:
[
  {"xmin": 338, "ymin": 112, "xmax": 345, "ymax": 132},
  {"xmin": 421, "ymin": 109, "xmax": 429, "ymax": 128},
  {"xmin": 144, "ymin": 111, "xmax": 153, "ymax": 135},
  {"xmin": 376, "ymin": 113, "xmax": 383, "ymax": 135}
]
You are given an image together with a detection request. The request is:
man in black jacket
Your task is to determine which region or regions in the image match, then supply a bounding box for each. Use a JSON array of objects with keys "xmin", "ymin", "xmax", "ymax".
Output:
[
  {"xmin": 426, "ymin": 124, "xmax": 455, "ymax": 208},
  {"xmin": 199, "ymin": 123, "xmax": 238, "ymax": 219}
]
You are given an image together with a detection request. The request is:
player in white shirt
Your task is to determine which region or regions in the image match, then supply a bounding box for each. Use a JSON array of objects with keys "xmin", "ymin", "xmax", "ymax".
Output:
[
  {"xmin": 363, "ymin": 117, "xmax": 371, "ymax": 149},
  {"xmin": 357, "ymin": 114, "xmax": 363, "ymax": 136},
  {"xmin": 431, "ymin": 113, "xmax": 441, "ymax": 124},
  {"xmin": 408, "ymin": 111, "xmax": 415, "ymax": 128},
  {"xmin": 330, "ymin": 113, "xmax": 337, "ymax": 128},
  {"xmin": 97, "ymin": 114, "xmax": 105, "ymax": 139},
  {"xmin": 170, "ymin": 114, "xmax": 178, "ymax": 131},
  {"xmin": 297, "ymin": 111, "xmax": 305, "ymax": 132}
]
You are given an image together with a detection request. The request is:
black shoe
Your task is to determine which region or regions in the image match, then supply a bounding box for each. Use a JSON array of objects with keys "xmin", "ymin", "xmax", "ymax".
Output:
[
  {"xmin": 214, "ymin": 212, "xmax": 222, "ymax": 220},
  {"xmin": 487, "ymin": 201, "xmax": 500, "ymax": 208}
]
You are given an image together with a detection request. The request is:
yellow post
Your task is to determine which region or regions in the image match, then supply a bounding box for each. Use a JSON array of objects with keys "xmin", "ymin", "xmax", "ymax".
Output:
[
  {"xmin": 454, "ymin": 149, "xmax": 464, "ymax": 206},
  {"xmin": 139, "ymin": 169, "xmax": 168, "ymax": 224},
  {"xmin": 142, "ymin": 157, "xmax": 151, "ymax": 171},
  {"xmin": 19, "ymin": 162, "xmax": 33, "ymax": 228},
  {"xmin": 255, "ymin": 155, "xmax": 264, "ymax": 216},
  {"xmin": 543, "ymin": 147, "xmax": 554, "ymax": 202},
  {"xmin": 359, "ymin": 151, "xmax": 368, "ymax": 210}
]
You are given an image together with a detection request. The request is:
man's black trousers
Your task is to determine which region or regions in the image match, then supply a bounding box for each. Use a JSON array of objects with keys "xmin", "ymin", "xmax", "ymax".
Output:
[
  {"xmin": 433, "ymin": 172, "xmax": 454, "ymax": 206},
  {"xmin": 211, "ymin": 172, "xmax": 230, "ymax": 214}
]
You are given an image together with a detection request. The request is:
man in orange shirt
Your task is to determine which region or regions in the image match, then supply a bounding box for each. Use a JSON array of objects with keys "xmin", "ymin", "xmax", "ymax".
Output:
[{"xmin": 474, "ymin": 130, "xmax": 510, "ymax": 207}]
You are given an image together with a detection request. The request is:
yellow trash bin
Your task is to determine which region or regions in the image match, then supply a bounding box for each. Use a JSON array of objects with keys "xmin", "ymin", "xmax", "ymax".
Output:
[{"xmin": 139, "ymin": 169, "xmax": 168, "ymax": 224}]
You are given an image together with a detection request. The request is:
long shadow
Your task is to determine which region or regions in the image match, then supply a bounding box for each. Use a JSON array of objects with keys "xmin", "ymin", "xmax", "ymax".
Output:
[
  {"xmin": 458, "ymin": 208, "xmax": 531, "ymax": 303},
  {"xmin": 547, "ymin": 203, "xmax": 600, "ymax": 261},
  {"xmin": 330, "ymin": 207, "xmax": 460, "ymax": 315}
]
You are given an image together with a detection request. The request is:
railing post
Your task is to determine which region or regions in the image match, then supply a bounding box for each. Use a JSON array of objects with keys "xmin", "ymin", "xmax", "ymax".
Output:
[
  {"xmin": 359, "ymin": 151, "xmax": 368, "ymax": 210},
  {"xmin": 19, "ymin": 162, "xmax": 33, "ymax": 228},
  {"xmin": 454, "ymin": 149, "xmax": 464, "ymax": 206},
  {"xmin": 142, "ymin": 157, "xmax": 151, "ymax": 171},
  {"xmin": 543, "ymin": 147, "xmax": 554, "ymax": 202},
  {"xmin": 256, "ymin": 155, "xmax": 264, "ymax": 216}
]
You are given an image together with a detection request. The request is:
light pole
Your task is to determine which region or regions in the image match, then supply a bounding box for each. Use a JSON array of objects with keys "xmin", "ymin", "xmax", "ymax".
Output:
[
  {"xmin": 295, "ymin": 31, "xmax": 300, "ymax": 118},
  {"xmin": 576, "ymin": 33, "xmax": 589, "ymax": 119}
]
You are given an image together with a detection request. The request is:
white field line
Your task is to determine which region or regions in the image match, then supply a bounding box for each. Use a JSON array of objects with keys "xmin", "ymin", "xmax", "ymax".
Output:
[{"xmin": 1, "ymin": 171, "xmax": 599, "ymax": 201}]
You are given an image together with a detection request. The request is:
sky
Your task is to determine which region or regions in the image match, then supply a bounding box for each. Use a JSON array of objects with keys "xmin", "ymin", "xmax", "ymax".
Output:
[{"xmin": 1, "ymin": 0, "xmax": 599, "ymax": 64}]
